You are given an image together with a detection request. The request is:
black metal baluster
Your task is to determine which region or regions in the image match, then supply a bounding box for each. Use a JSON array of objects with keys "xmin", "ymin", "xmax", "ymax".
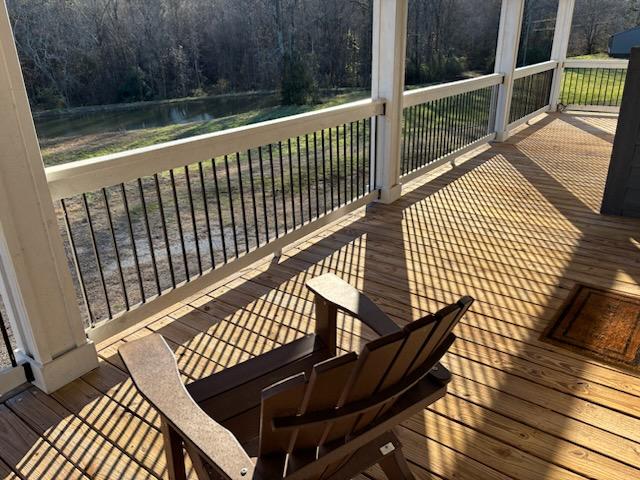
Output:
[
  {"xmin": 211, "ymin": 159, "xmax": 228, "ymax": 263},
  {"xmin": 235, "ymin": 153, "xmax": 250, "ymax": 253},
  {"xmin": 372, "ymin": 116, "xmax": 378, "ymax": 192},
  {"xmin": 223, "ymin": 155, "xmax": 240, "ymax": 258},
  {"xmin": 61, "ymin": 198, "xmax": 93, "ymax": 324},
  {"xmin": 296, "ymin": 136, "xmax": 304, "ymax": 224},
  {"xmin": 120, "ymin": 184, "xmax": 145, "ymax": 302},
  {"xmin": 305, "ymin": 135, "xmax": 312, "ymax": 220},
  {"xmin": 287, "ymin": 139, "xmax": 296, "ymax": 227},
  {"xmin": 102, "ymin": 187, "xmax": 129, "ymax": 310},
  {"xmin": 138, "ymin": 179, "xmax": 162, "ymax": 294},
  {"xmin": 415, "ymin": 104, "xmax": 424, "ymax": 170},
  {"xmin": 363, "ymin": 119, "xmax": 369, "ymax": 192},
  {"xmin": 328, "ymin": 128, "xmax": 335, "ymax": 209},
  {"xmin": 320, "ymin": 131, "xmax": 327, "ymax": 214},
  {"xmin": 278, "ymin": 141, "xmax": 289, "ymax": 233},
  {"xmin": 197, "ymin": 163, "xmax": 215, "ymax": 269},
  {"xmin": 599, "ymin": 69, "xmax": 607, "ymax": 105},
  {"xmin": 246, "ymin": 150, "xmax": 260, "ymax": 247},
  {"xmin": 184, "ymin": 167, "xmax": 202, "ymax": 276},
  {"xmin": 454, "ymin": 94, "xmax": 462, "ymax": 151},
  {"xmin": 169, "ymin": 170, "xmax": 190, "ymax": 281},
  {"xmin": 154, "ymin": 175, "xmax": 176, "ymax": 288},
  {"xmin": 571, "ymin": 69, "xmax": 579, "ymax": 105},
  {"xmin": 355, "ymin": 121, "xmax": 361, "ymax": 195},
  {"xmin": 267, "ymin": 144, "xmax": 279, "ymax": 238},
  {"xmin": 335, "ymin": 126, "xmax": 341, "ymax": 206},
  {"xmin": 440, "ymin": 98, "xmax": 449, "ymax": 157},
  {"xmin": 406, "ymin": 106, "xmax": 415, "ymax": 173},
  {"xmin": 424, "ymin": 101, "xmax": 433, "ymax": 165},
  {"xmin": 258, "ymin": 147, "xmax": 270, "ymax": 243},
  {"xmin": 313, "ymin": 132, "xmax": 320, "ymax": 217},
  {"xmin": 82, "ymin": 193, "xmax": 112, "ymax": 319},
  {"xmin": 419, "ymin": 102, "xmax": 429, "ymax": 168},
  {"xmin": 340, "ymin": 124, "xmax": 346, "ymax": 201},
  {"xmin": 410, "ymin": 105, "xmax": 419, "ymax": 171}
]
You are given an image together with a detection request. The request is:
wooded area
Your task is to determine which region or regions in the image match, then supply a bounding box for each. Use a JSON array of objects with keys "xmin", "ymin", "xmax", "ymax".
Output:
[{"xmin": 6, "ymin": 0, "xmax": 639, "ymax": 111}]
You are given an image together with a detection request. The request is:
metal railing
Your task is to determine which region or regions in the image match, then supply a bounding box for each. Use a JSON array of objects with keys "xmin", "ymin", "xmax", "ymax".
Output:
[
  {"xmin": 560, "ymin": 59, "xmax": 628, "ymax": 110},
  {"xmin": 48, "ymin": 100, "xmax": 382, "ymax": 340},
  {"xmin": 509, "ymin": 61, "xmax": 556, "ymax": 126},
  {"xmin": 43, "ymin": 60, "xmax": 620, "ymax": 342},
  {"xmin": 400, "ymin": 74, "xmax": 503, "ymax": 180}
]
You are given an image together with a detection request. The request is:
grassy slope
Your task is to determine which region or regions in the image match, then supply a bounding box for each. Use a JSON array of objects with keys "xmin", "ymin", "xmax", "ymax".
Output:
[{"xmin": 41, "ymin": 91, "xmax": 368, "ymax": 166}]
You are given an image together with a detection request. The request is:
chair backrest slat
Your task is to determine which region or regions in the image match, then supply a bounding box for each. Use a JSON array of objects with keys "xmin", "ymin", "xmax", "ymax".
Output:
[
  {"xmin": 292, "ymin": 352, "xmax": 358, "ymax": 450},
  {"xmin": 323, "ymin": 330, "xmax": 406, "ymax": 444},
  {"xmin": 406, "ymin": 297, "xmax": 473, "ymax": 376},
  {"xmin": 259, "ymin": 372, "xmax": 307, "ymax": 458},
  {"xmin": 363, "ymin": 314, "xmax": 439, "ymax": 423}
]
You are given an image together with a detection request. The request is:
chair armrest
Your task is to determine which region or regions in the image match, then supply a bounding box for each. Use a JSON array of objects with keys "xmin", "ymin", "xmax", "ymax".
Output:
[
  {"xmin": 306, "ymin": 273, "xmax": 400, "ymax": 336},
  {"xmin": 119, "ymin": 334, "xmax": 258, "ymax": 480}
]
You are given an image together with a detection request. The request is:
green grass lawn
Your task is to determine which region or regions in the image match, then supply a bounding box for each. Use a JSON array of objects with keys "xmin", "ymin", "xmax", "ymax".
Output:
[
  {"xmin": 41, "ymin": 90, "xmax": 369, "ymax": 166},
  {"xmin": 560, "ymin": 67, "xmax": 626, "ymax": 106}
]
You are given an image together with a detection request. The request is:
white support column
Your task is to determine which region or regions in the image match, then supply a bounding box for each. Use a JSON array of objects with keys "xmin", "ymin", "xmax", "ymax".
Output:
[
  {"xmin": 371, "ymin": 0, "xmax": 408, "ymax": 204},
  {"xmin": 0, "ymin": 1, "xmax": 98, "ymax": 393},
  {"xmin": 494, "ymin": 0, "xmax": 526, "ymax": 142},
  {"xmin": 549, "ymin": 0, "xmax": 576, "ymax": 110}
]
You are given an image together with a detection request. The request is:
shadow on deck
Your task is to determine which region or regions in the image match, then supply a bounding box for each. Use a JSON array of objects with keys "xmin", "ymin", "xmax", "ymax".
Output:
[{"xmin": 1, "ymin": 111, "xmax": 640, "ymax": 480}]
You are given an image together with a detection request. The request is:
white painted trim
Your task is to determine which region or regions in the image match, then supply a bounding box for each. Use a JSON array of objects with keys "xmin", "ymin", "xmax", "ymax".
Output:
[
  {"xmin": 0, "ymin": 0, "xmax": 98, "ymax": 391},
  {"xmin": 507, "ymin": 105, "xmax": 551, "ymax": 130},
  {"xmin": 562, "ymin": 104, "xmax": 621, "ymax": 113},
  {"xmin": 86, "ymin": 190, "xmax": 379, "ymax": 343},
  {"xmin": 16, "ymin": 341, "xmax": 97, "ymax": 393},
  {"xmin": 494, "ymin": 0, "xmax": 526, "ymax": 142},
  {"xmin": 549, "ymin": 0, "xmax": 576, "ymax": 110},
  {"xmin": 0, "ymin": 364, "xmax": 28, "ymax": 397},
  {"xmin": 402, "ymin": 74, "xmax": 504, "ymax": 108},
  {"xmin": 370, "ymin": 0, "xmax": 408, "ymax": 204},
  {"xmin": 46, "ymin": 99, "xmax": 384, "ymax": 201},
  {"xmin": 400, "ymin": 133, "xmax": 496, "ymax": 185},
  {"xmin": 513, "ymin": 61, "xmax": 558, "ymax": 80},
  {"xmin": 564, "ymin": 59, "xmax": 629, "ymax": 69}
]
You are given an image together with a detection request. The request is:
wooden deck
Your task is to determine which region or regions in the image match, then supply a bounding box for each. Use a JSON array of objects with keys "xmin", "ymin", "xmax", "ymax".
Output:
[{"xmin": 1, "ymin": 111, "xmax": 640, "ymax": 479}]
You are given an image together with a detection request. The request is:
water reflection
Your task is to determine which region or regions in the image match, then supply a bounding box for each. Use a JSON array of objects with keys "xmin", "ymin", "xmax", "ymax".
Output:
[{"xmin": 34, "ymin": 92, "xmax": 281, "ymax": 140}]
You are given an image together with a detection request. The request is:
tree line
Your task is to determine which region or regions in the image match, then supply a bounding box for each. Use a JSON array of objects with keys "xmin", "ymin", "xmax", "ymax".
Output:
[{"xmin": 6, "ymin": 0, "xmax": 638, "ymax": 111}]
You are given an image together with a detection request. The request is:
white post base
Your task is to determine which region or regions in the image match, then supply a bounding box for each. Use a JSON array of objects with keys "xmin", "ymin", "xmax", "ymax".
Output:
[
  {"xmin": 495, "ymin": 130, "xmax": 511, "ymax": 142},
  {"xmin": 17, "ymin": 341, "xmax": 98, "ymax": 393},
  {"xmin": 377, "ymin": 184, "xmax": 402, "ymax": 204}
]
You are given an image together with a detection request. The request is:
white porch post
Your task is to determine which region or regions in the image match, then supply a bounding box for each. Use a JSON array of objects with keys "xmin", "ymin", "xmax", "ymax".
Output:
[
  {"xmin": 549, "ymin": 0, "xmax": 576, "ymax": 110},
  {"xmin": 494, "ymin": 0, "xmax": 526, "ymax": 142},
  {"xmin": 371, "ymin": 0, "xmax": 408, "ymax": 203},
  {"xmin": 0, "ymin": 1, "xmax": 98, "ymax": 393}
]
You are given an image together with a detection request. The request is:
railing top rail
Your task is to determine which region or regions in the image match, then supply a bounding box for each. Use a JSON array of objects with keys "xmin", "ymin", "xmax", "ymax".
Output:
[
  {"xmin": 513, "ymin": 60, "xmax": 558, "ymax": 80},
  {"xmin": 402, "ymin": 73, "xmax": 504, "ymax": 109},
  {"xmin": 46, "ymin": 98, "xmax": 384, "ymax": 201},
  {"xmin": 563, "ymin": 58, "xmax": 629, "ymax": 69}
]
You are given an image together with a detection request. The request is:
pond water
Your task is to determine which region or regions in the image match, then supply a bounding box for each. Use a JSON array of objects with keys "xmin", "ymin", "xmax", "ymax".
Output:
[{"xmin": 34, "ymin": 92, "xmax": 282, "ymax": 140}]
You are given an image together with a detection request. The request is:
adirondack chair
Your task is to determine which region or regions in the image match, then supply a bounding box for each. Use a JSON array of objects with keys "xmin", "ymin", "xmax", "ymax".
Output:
[{"xmin": 119, "ymin": 273, "xmax": 473, "ymax": 480}]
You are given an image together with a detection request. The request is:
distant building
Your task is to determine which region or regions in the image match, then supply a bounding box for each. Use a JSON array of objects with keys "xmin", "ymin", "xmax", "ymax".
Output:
[{"xmin": 609, "ymin": 26, "xmax": 640, "ymax": 58}]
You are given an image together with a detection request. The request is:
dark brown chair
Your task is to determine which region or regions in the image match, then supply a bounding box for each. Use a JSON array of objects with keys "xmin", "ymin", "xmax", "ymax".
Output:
[{"xmin": 119, "ymin": 273, "xmax": 473, "ymax": 480}]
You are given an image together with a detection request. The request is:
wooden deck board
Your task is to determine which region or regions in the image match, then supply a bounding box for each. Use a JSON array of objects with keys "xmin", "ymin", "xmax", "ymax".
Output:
[{"xmin": 1, "ymin": 112, "xmax": 640, "ymax": 479}]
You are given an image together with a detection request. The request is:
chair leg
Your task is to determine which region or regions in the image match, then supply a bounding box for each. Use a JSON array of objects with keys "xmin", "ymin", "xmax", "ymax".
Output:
[
  {"xmin": 161, "ymin": 420, "xmax": 188, "ymax": 480},
  {"xmin": 379, "ymin": 449, "xmax": 415, "ymax": 480}
]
